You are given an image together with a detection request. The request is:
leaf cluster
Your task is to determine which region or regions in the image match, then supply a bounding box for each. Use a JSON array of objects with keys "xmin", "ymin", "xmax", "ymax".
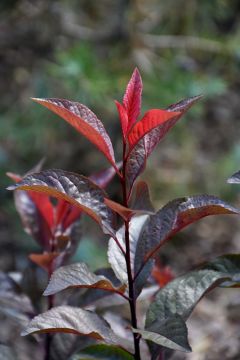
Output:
[{"xmin": 6, "ymin": 69, "xmax": 240, "ymax": 360}]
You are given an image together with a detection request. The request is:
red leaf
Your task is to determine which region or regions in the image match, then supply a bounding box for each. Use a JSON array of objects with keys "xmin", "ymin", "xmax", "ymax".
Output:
[
  {"xmin": 6, "ymin": 172, "xmax": 22, "ymax": 182},
  {"xmin": 104, "ymin": 198, "xmax": 135, "ymax": 221},
  {"xmin": 29, "ymin": 252, "xmax": 60, "ymax": 272},
  {"xmin": 151, "ymin": 263, "xmax": 174, "ymax": 288},
  {"xmin": 123, "ymin": 68, "xmax": 143, "ymax": 131},
  {"xmin": 115, "ymin": 101, "xmax": 128, "ymax": 139},
  {"xmin": 125, "ymin": 96, "xmax": 202, "ymax": 193},
  {"xmin": 32, "ymin": 98, "xmax": 117, "ymax": 170},
  {"xmin": 56, "ymin": 200, "xmax": 82, "ymax": 230},
  {"xmin": 28, "ymin": 191, "xmax": 54, "ymax": 230},
  {"xmin": 63, "ymin": 206, "xmax": 83, "ymax": 229},
  {"xmin": 128, "ymin": 109, "xmax": 180, "ymax": 150}
]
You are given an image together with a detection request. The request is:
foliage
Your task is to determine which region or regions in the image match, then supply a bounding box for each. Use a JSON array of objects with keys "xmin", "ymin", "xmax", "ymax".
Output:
[{"xmin": 6, "ymin": 69, "xmax": 240, "ymax": 360}]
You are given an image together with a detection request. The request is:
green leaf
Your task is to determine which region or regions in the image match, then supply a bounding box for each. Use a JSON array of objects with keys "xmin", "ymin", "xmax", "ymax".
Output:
[
  {"xmin": 8, "ymin": 169, "xmax": 116, "ymax": 236},
  {"xmin": 146, "ymin": 254, "xmax": 240, "ymax": 329},
  {"xmin": 134, "ymin": 195, "xmax": 239, "ymax": 296},
  {"xmin": 133, "ymin": 315, "xmax": 191, "ymax": 353},
  {"xmin": 22, "ymin": 305, "xmax": 118, "ymax": 345},
  {"xmin": 72, "ymin": 344, "xmax": 134, "ymax": 359},
  {"xmin": 44, "ymin": 262, "xmax": 125, "ymax": 296}
]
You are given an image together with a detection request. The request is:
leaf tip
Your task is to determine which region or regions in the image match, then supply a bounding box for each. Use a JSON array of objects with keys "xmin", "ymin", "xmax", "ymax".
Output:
[
  {"xmin": 6, "ymin": 185, "xmax": 17, "ymax": 191},
  {"xmin": 20, "ymin": 329, "xmax": 28, "ymax": 337},
  {"xmin": 43, "ymin": 289, "xmax": 51, "ymax": 296}
]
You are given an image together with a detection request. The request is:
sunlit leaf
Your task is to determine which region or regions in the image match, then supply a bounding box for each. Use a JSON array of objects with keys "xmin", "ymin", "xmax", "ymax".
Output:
[
  {"xmin": 8, "ymin": 169, "xmax": 116, "ymax": 236},
  {"xmin": 128, "ymin": 109, "xmax": 180, "ymax": 150},
  {"xmin": 123, "ymin": 68, "xmax": 142, "ymax": 132},
  {"xmin": 44, "ymin": 262, "xmax": 125, "ymax": 296},
  {"xmin": 166, "ymin": 95, "xmax": 202, "ymax": 113},
  {"xmin": 22, "ymin": 305, "xmax": 118, "ymax": 345},
  {"xmin": 115, "ymin": 101, "xmax": 128, "ymax": 139},
  {"xmin": 108, "ymin": 215, "xmax": 149, "ymax": 284},
  {"xmin": 133, "ymin": 314, "xmax": 191, "ymax": 353},
  {"xmin": 125, "ymin": 96, "xmax": 201, "ymax": 192},
  {"xmin": 32, "ymin": 98, "xmax": 117, "ymax": 169}
]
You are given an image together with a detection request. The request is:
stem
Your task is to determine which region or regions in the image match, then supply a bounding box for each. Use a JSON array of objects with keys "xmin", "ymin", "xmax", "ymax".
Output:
[
  {"xmin": 124, "ymin": 219, "xmax": 141, "ymax": 360},
  {"xmin": 121, "ymin": 141, "xmax": 141, "ymax": 360},
  {"xmin": 44, "ymin": 295, "xmax": 53, "ymax": 360},
  {"xmin": 44, "ymin": 268, "xmax": 54, "ymax": 360}
]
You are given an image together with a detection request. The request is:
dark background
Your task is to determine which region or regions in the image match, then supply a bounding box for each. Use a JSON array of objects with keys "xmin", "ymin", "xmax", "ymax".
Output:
[{"xmin": 1, "ymin": 1, "xmax": 240, "ymax": 359}]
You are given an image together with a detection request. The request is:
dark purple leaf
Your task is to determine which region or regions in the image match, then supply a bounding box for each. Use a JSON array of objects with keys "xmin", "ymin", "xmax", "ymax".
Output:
[
  {"xmin": 22, "ymin": 305, "xmax": 118, "ymax": 345},
  {"xmin": 131, "ymin": 181, "xmax": 155, "ymax": 212},
  {"xmin": 43, "ymin": 262, "xmax": 125, "ymax": 296},
  {"xmin": 8, "ymin": 169, "xmax": 116, "ymax": 236},
  {"xmin": 227, "ymin": 170, "xmax": 240, "ymax": 184},
  {"xmin": 133, "ymin": 314, "xmax": 191, "ymax": 353},
  {"xmin": 134, "ymin": 195, "xmax": 240, "ymax": 296}
]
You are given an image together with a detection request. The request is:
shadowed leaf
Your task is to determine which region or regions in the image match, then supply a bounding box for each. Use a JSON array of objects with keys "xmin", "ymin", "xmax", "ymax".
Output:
[
  {"xmin": 125, "ymin": 139, "xmax": 147, "ymax": 193},
  {"xmin": 133, "ymin": 314, "xmax": 191, "ymax": 353},
  {"xmin": 0, "ymin": 272, "xmax": 34, "ymax": 325},
  {"xmin": 29, "ymin": 253, "xmax": 60, "ymax": 272},
  {"xmin": 32, "ymin": 98, "xmax": 116, "ymax": 169},
  {"xmin": 90, "ymin": 162, "xmax": 122, "ymax": 188},
  {"xmin": 44, "ymin": 262, "xmax": 125, "ymax": 296},
  {"xmin": 131, "ymin": 181, "xmax": 155, "ymax": 212},
  {"xmin": 146, "ymin": 254, "xmax": 240, "ymax": 328},
  {"xmin": 0, "ymin": 345, "xmax": 16, "ymax": 360},
  {"xmin": 8, "ymin": 169, "xmax": 116, "ymax": 236},
  {"xmin": 22, "ymin": 305, "xmax": 118, "ymax": 344},
  {"xmin": 134, "ymin": 195, "xmax": 240, "ymax": 296},
  {"xmin": 13, "ymin": 189, "xmax": 52, "ymax": 249}
]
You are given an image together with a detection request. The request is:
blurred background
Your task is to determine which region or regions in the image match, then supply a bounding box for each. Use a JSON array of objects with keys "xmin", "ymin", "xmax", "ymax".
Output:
[{"xmin": 1, "ymin": 0, "xmax": 240, "ymax": 359}]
